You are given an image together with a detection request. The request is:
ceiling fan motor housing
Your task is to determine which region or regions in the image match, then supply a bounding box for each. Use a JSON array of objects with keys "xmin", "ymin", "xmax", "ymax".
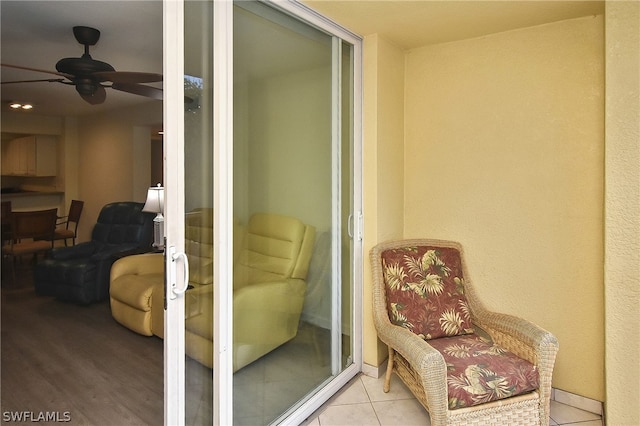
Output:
[
  {"xmin": 55, "ymin": 57, "xmax": 115, "ymax": 78},
  {"xmin": 73, "ymin": 26, "xmax": 101, "ymax": 46},
  {"xmin": 55, "ymin": 26, "xmax": 114, "ymax": 96},
  {"xmin": 56, "ymin": 57, "xmax": 115, "ymax": 96}
]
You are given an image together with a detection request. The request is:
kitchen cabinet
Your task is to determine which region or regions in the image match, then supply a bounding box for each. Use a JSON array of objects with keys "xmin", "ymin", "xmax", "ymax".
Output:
[{"xmin": 2, "ymin": 135, "xmax": 57, "ymax": 176}]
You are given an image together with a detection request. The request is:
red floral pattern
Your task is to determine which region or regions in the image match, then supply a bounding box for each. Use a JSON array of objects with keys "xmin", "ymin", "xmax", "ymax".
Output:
[
  {"xmin": 381, "ymin": 246, "xmax": 474, "ymax": 339},
  {"xmin": 428, "ymin": 333, "xmax": 540, "ymax": 409}
]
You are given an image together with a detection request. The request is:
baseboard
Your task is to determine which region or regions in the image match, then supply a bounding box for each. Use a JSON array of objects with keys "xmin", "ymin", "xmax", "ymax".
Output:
[
  {"xmin": 552, "ymin": 388, "xmax": 603, "ymax": 416},
  {"xmin": 300, "ymin": 313, "xmax": 331, "ymax": 330},
  {"xmin": 362, "ymin": 360, "xmax": 386, "ymax": 379}
]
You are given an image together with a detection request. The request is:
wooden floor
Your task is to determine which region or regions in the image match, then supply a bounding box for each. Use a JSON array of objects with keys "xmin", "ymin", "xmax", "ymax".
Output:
[
  {"xmin": 1, "ymin": 259, "xmax": 335, "ymax": 425},
  {"xmin": 1, "ymin": 260, "xmax": 164, "ymax": 425}
]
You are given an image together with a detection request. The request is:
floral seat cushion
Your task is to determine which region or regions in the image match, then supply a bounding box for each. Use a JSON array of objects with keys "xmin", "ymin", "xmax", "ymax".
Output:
[
  {"xmin": 381, "ymin": 245, "xmax": 474, "ymax": 339},
  {"xmin": 428, "ymin": 333, "xmax": 540, "ymax": 409}
]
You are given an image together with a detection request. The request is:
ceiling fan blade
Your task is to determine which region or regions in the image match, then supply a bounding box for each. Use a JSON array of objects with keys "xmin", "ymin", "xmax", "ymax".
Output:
[
  {"xmin": 1, "ymin": 63, "xmax": 73, "ymax": 80},
  {"xmin": 112, "ymin": 82, "xmax": 162, "ymax": 100},
  {"xmin": 112, "ymin": 82, "xmax": 193, "ymax": 103},
  {"xmin": 1, "ymin": 78, "xmax": 65, "ymax": 85},
  {"xmin": 94, "ymin": 71, "xmax": 162, "ymax": 84},
  {"xmin": 81, "ymin": 85, "xmax": 107, "ymax": 105}
]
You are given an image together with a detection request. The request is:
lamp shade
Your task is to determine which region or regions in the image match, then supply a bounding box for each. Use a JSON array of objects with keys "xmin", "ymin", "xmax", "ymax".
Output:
[{"xmin": 142, "ymin": 184, "xmax": 164, "ymax": 214}]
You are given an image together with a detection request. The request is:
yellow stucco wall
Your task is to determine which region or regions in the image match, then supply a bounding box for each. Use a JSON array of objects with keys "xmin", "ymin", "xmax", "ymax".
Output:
[
  {"xmin": 403, "ymin": 16, "xmax": 605, "ymax": 400},
  {"xmin": 362, "ymin": 33, "xmax": 406, "ymax": 368},
  {"xmin": 604, "ymin": 2, "xmax": 640, "ymax": 424}
]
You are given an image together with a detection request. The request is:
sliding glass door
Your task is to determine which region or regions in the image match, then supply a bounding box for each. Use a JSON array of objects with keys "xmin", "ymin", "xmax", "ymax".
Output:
[{"xmin": 164, "ymin": 1, "xmax": 362, "ymax": 424}]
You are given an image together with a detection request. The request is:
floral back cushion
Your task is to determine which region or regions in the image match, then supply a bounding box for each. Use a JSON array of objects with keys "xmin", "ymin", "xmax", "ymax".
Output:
[
  {"xmin": 428, "ymin": 333, "xmax": 540, "ymax": 409},
  {"xmin": 381, "ymin": 245, "xmax": 473, "ymax": 339}
]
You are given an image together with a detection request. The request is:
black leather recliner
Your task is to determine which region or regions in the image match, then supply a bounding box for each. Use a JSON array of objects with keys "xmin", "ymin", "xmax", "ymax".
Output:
[{"xmin": 35, "ymin": 202, "xmax": 154, "ymax": 304}]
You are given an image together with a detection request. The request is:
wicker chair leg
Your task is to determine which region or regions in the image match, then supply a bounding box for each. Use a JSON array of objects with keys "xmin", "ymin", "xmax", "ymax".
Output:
[{"xmin": 384, "ymin": 346, "xmax": 394, "ymax": 393}]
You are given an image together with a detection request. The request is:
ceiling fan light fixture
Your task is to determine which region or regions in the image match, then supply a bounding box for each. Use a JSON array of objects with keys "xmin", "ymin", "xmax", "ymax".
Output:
[{"xmin": 74, "ymin": 79, "xmax": 98, "ymax": 96}]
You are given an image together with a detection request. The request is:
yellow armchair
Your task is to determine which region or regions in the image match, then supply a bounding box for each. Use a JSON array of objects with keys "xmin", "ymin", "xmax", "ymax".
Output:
[
  {"xmin": 110, "ymin": 252, "xmax": 164, "ymax": 336},
  {"xmin": 185, "ymin": 212, "xmax": 315, "ymax": 371},
  {"xmin": 109, "ymin": 211, "xmax": 316, "ymax": 372},
  {"xmin": 109, "ymin": 208, "xmax": 217, "ymax": 338}
]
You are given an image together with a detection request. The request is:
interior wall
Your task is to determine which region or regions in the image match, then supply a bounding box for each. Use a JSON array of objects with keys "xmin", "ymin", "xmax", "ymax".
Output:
[
  {"xmin": 403, "ymin": 16, "xmax": 604, "ymax": 401},
  {"xmin": 604, "ymin": 2, "xmax": 640, "ymax": 424},
  {"xmin": 244, "ymin": 66, "xmax": 332, "ymax": 231},
  {"xmin": 362, "ymin": 34, "xmax": 405, "ymax": 369},
  {"xmin": 132, "ymin": 126, "xmax": 153, "ymax": 203},
  {"xmin": 150, "ymin": 138, "xmax": 163, "ymax": 186},
  {"xmin": 234, "ymin": 80, "xmax": 250, "ymax": 220},
  {"xmin": 77, "ymin": 101, "xmax": 162, "ymax": 242},
  {"xmin": 0, "ymin": 111, "xmax": 63, "ymax": 136},
  {"xmin": 62, "ymin": 116, "xmax": 80, "ymax": 210}
]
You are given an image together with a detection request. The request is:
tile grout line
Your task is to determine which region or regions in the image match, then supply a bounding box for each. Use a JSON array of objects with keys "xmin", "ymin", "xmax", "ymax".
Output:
[
  {"xmin": 369, "ymin": 403, "xmax": 383, "ymax": 426},
  {"xmin": 361, "ymin": 377, "xmax": 383, "ymax": 426}
]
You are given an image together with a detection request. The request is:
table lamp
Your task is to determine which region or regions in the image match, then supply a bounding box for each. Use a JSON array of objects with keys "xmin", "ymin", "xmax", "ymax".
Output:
[{"xmin": 142, "ymin": 183, "xmax": 164, "ymax": 250}]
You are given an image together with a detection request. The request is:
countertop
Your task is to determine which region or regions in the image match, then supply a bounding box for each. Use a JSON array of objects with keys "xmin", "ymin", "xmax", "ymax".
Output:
[{"xmin": 1, "ymin": 190, "xmax": 64, "ymax": 198}]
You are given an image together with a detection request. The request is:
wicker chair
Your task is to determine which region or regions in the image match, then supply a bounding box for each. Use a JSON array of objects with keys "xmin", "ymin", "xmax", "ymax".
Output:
[{"xmin": 371, "ymin": 239, "xmax": 558, "ymax": 426}]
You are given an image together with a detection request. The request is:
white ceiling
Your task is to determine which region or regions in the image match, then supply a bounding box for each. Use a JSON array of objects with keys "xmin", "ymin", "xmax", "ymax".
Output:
[{"xmin": 1, "ymin": 0, "xmax": 605, "ymax": 119}]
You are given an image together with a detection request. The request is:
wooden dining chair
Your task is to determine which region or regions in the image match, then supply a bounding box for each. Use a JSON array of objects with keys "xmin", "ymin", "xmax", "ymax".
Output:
[
  {"xmin": 50, "ymin": 199, "xmax": 84, "ymax": 246},
  {"xmin": 2, "ymin": 208, "xmax": 58, "ymax": 285}
]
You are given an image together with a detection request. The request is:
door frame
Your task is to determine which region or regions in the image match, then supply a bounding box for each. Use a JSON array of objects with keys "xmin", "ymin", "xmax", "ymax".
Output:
[{"xmin": 163, "ymin": 0, "xmax": 187, "ymax": 424}]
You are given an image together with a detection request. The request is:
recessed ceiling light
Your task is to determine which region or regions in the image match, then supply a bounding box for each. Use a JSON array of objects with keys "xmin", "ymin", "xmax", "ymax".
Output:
[{"xmin": 8, "ymin": 102, "xmax": 34, "ymax": 110}]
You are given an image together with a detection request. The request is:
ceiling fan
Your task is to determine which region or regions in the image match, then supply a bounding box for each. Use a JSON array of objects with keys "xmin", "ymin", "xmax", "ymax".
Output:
[{"xmin": 1, "ymin": 26, "xmax": 162, "ymax": 105}]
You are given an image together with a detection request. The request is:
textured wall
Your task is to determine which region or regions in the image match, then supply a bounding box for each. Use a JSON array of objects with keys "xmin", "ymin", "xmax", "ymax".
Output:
[
  {"xmin": 604, "ymin": 2, "xmax": 640, "ymax": 424},
  {"xmin": 78, "ymin": 102, "xmax": 162, "ymax": 242},
  {"xmin": 244, "ymin": 67, "xmax": 332, "ymax": 230},
  {"xmin": 362, "ymin": 34, "xmax": 406, "ymax": 368},
  {"xmin": 404, "ymin": 16, "xmax": 605, "ymax": 400}
]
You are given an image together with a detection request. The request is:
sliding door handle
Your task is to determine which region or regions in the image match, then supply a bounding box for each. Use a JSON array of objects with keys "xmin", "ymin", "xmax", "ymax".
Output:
[{"xmin": 168, "ymin": 245, "xmax": 190, "ymax": 299}]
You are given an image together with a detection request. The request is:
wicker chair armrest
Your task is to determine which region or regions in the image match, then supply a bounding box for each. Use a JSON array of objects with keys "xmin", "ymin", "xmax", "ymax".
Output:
[
  {"xmin": 377, "ymin": 321, "xmax": 442, "ymax": 364},
  {"xmin": 474, "ymin": 310, "xmax": 558, "ymax": 368},
  {"xmin": 373, "ymin": 307, "xmax": 450, "ymax": 413},
  {"xmin": 474, "ymin": 310, "xmax": 559, "ymax": 422}
]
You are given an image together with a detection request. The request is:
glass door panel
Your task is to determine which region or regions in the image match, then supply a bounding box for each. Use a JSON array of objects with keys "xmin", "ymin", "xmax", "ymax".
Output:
[
  {"xmin": 166, "ymin": 1, "xmax": 360, "ymax": 423},
  {"xmin": 233, "ymin": 2, "xmax": 355, "ymax": 424},
  {"xmin": 341, "ymin": 40, "xmax": 355, "ymax": 370},
  {"xmin": 183, "ymin": 1, "xmax": 215, "ymax": 424}
]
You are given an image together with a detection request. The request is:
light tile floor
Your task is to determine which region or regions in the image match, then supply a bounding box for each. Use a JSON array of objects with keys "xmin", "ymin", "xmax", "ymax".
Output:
[{"xmin": 303, "ymin": 374, "xmax": 603, "ymax": 426}]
